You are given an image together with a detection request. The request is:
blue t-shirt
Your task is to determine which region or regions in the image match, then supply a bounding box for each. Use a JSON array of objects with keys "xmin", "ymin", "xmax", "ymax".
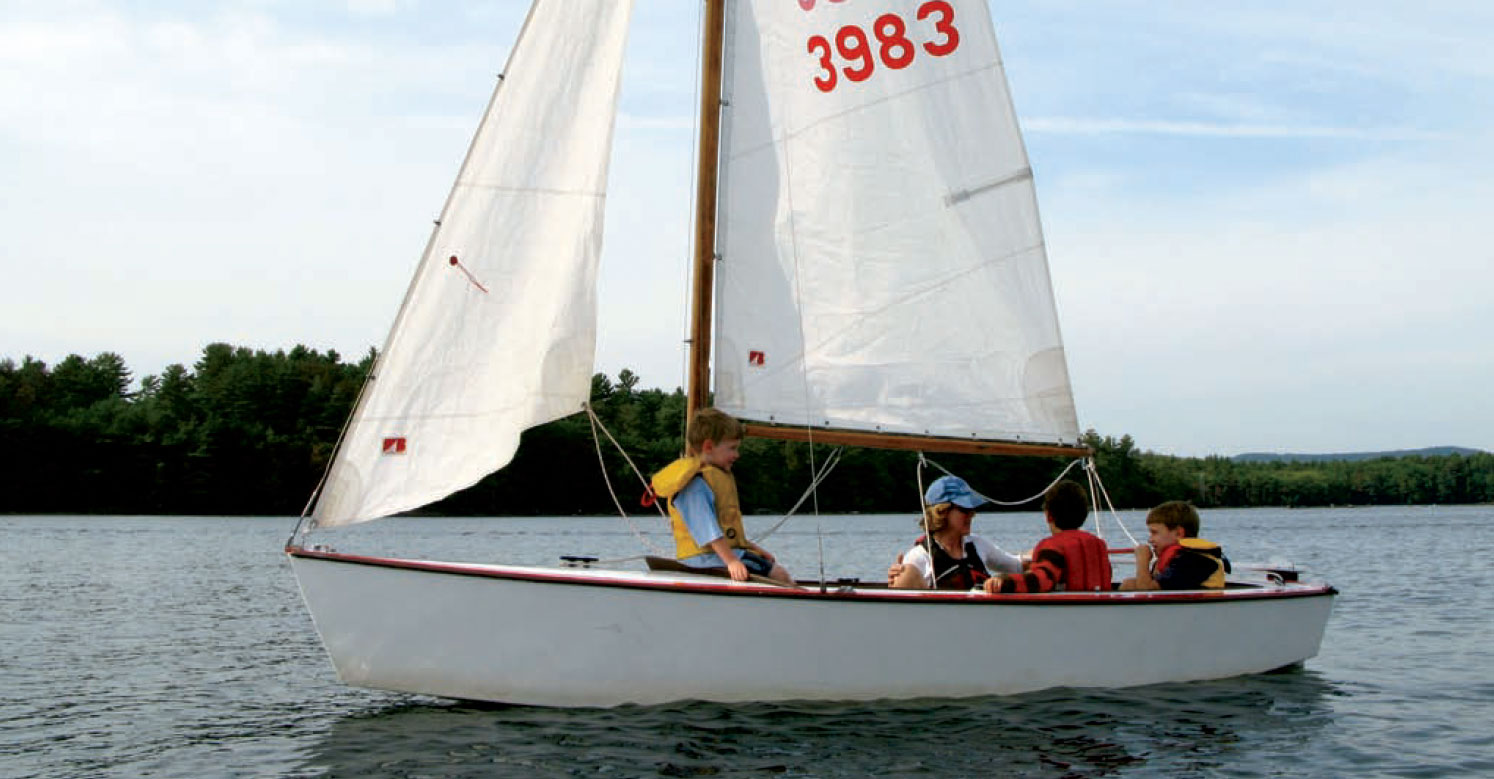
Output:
[{"xmin": 676, "ymin": 475, "xmax": 742, "ymax": 568}]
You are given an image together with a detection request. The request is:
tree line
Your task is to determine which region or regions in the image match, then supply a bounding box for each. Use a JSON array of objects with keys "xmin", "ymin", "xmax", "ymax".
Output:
[{"xmin": 2, "ymin": 345, "xmax": 1490, "ymax": 516}]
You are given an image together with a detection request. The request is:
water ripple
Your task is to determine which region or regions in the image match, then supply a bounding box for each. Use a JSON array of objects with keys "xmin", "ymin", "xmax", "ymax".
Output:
[{"xmin": 3, "ymin": 507, "xmax": 1493, "ymax": 778}]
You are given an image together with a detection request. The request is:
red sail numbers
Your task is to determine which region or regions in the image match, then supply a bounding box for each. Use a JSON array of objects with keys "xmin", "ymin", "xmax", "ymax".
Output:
[{"xmin": 804, "ymin": 1, "xmax": 961, "ymax": 93}]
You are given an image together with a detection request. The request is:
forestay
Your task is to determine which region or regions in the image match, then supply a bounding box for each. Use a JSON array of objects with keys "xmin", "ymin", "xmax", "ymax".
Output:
[
  {"xmin": 713, "ymin": 0, "xmax": 1079, "ymax": 444},
  {"xmin": 311, "ymin": 0, "xmax": 635, "ymax": 527}
]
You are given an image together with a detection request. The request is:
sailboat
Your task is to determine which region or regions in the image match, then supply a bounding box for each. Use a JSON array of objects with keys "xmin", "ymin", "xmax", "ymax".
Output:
[{"xmin": 287, "ymin": 0, "xmax": 1335, "ymax": 707}]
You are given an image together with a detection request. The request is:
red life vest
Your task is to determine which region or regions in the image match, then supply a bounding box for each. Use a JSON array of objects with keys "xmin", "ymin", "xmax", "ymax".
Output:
[
  {"xmin": 1035, "ymin": 530, "xmax": 1111, "ymax": 592},
  {"xmin": 1151, "ymin": 538, "xmax": 1227, "ymax": 589},
  {"xmin": 1152, "ymin": 543, "xmax": 1183, "ymax": 577}
]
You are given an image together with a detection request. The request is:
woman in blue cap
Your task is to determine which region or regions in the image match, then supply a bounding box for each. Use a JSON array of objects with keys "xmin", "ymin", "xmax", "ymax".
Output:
[{"xmin": 887, "ymin": 475, "xmax": 1023, "ymax": 590}]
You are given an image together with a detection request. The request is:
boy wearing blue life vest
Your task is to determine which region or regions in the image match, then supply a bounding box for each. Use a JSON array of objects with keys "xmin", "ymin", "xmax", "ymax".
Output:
[
  {"xmin": 1119, "ymin": 501, "xmax": 1231, "ymax": 590},
  {"xmin": 649, "ymin": 408, "xmax": 793, "ymax": 584}
]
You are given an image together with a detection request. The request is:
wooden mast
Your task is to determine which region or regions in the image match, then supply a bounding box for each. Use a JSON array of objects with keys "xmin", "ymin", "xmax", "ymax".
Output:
[{"xmin": 686, "ymin": 0, "xmax": 727, "ymax": 420}]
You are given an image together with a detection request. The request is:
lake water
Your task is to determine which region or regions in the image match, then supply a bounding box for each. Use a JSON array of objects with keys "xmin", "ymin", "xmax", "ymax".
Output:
[{"xmin": 3, "ymin": 506, "xmax": 1492, "ymax": 777}]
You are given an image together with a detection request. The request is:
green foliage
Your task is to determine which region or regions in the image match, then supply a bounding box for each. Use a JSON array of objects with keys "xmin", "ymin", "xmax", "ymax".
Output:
[
  {"xmin": 1136, "ymin": 449, "xmax": 1494, "ymax": 508},
  {"xmin": 1, "ymin": 346, "xmax": 1491, "ymax": 514},
  {"xmin": 0, "ymin": 346, "xmax": 366, "ymax": 514}
]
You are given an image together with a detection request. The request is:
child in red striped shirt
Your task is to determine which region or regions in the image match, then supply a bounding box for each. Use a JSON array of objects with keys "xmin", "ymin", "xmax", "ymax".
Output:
[{"xmin": 983, "ymin": 480, "xmax": 1112, "ymax": 594}]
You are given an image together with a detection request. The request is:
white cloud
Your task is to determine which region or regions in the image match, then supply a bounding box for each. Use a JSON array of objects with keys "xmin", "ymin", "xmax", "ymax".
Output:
[
  {"xmin": 1047, "ymin": 144, "xmax": 1494, "ymax": 454},
  {"xmin": 0, "ymin": 1, "xmax": 699, "ymax": 387},
  {"xmin": 0, "ymin": 5, "xmax": 499, "ymax": 374},
  {"xmin": 1026, "ymin": 117, "xmax": 1455, "ymax": 142},
  {"xmin": 346, "ymin": 0, "xmax": 405, "ymax": 16}
]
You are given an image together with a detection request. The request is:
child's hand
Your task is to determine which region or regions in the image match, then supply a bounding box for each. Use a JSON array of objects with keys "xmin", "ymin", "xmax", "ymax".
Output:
[
  {"xmin": 1135, "ymin": 545, "xmax": 1153, "ymax": 566},
  {"xmin": 726, "ymin": 558, "xmax": 749, "ymax": 581},
  {"xmin": 983, "ymin": 575, "xmax": 1005, "ymax": 594},
  {"xmin": 886, "ymin": 553, "xmax": 906, "ymax": 585}
]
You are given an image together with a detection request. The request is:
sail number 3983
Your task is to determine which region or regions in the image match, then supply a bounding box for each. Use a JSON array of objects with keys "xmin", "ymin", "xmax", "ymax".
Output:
[{"xmin": 807, "ymin": 1, "xmax": 960, "ymax": 94}]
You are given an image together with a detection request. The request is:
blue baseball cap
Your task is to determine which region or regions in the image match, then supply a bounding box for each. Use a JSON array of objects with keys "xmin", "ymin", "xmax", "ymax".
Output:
[{"xmin": 924, "ymin": 475, "xmax": 987, "ymax": 510}]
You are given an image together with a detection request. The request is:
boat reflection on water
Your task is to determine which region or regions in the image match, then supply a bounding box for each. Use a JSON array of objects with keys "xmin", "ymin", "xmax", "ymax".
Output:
[{"xmin": 299, "ymin": 669, "xmax": 1339, "ymax": 777}]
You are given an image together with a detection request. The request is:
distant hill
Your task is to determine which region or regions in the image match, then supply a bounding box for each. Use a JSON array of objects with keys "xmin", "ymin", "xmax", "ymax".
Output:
[{"xmin": 1232, "ymin": 446, "xmax": 1486, "ymax": 463}]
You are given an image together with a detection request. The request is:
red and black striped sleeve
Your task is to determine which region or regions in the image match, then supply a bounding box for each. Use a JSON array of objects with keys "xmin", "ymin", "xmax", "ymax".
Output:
[{"xmin": 997, "ymin": 546, "xmax": 1066, "ymax": 593}]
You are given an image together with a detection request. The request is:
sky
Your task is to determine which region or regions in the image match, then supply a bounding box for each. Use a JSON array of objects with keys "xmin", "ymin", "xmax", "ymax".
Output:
[{"xmin": 2, "ymin": 1, "xmax": 1491, "ymax": 457}]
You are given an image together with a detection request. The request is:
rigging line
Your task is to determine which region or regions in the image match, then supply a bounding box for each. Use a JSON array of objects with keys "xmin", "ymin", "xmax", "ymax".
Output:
[
  {"xmin": 817, "ymin": 523, "xmax": 827, "ymax": 593},
  {"xmin": 585, "ymin": 402, "xmax": 669, "ymax": 556},
  {"xmin": 290, "ymin": 350, "xmax": 379, "ymax": 543},
  {"xmin": 916, "ymin": 453, "xmax": 935, "ymax": 588},
  {"xmin": 790, "ymin": 118, "xmax": 825, "ymax": 534},
  {"xmin": 807, "ymin": 426, "xmax": 821, "ymax": 518},
  {"xmin": 751, "ymin": 446, "xmax": 844, "ymax": 542},
  {"xmin": 921, "ymin": 455, "xmax": 1085, "ymax": 507},
  {"xmin": 1084, "ymin": 461, "xmax": 1102, "ymax": 542},
  {"xmin": 1085, "ymin": 458, "xmax": 1139, "ymax": 547}
]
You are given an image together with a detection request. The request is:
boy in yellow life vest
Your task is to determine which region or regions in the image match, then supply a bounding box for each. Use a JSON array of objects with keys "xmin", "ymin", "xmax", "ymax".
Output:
[
  {"xmin": 649, "ymin": 408, "xmax": 793, "ymax": 584},
  {"xmin": 1119, "ymin": 501, "xmax": 1231, "ymax": 590}
]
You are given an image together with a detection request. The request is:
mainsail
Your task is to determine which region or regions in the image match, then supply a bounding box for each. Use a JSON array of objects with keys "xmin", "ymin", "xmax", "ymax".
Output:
[
  {"xmin": 311, "ymin": 0, "xmax": 636, "ymax": 527},
  {"xmin": 713, "ymin": 0, "xmax": 1079, "ymax": 444}
]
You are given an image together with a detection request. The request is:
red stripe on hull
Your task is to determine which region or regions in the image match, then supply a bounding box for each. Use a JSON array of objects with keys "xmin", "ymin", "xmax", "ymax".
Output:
[{"xmin": 286, "ymin": 546, "xmax": 1336, "ymax": 605}]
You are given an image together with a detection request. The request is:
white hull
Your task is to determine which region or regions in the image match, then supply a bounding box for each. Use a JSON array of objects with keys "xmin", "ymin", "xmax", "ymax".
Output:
[{"xmin": 289, "ymin": 549, "xmax": 1335, "ymax": 708}]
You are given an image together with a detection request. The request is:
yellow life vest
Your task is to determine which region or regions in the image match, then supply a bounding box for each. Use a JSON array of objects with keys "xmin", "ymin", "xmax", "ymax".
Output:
[{"xmin": 650, "ymin": 457, "xmax": 747, "ymax": 560}]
